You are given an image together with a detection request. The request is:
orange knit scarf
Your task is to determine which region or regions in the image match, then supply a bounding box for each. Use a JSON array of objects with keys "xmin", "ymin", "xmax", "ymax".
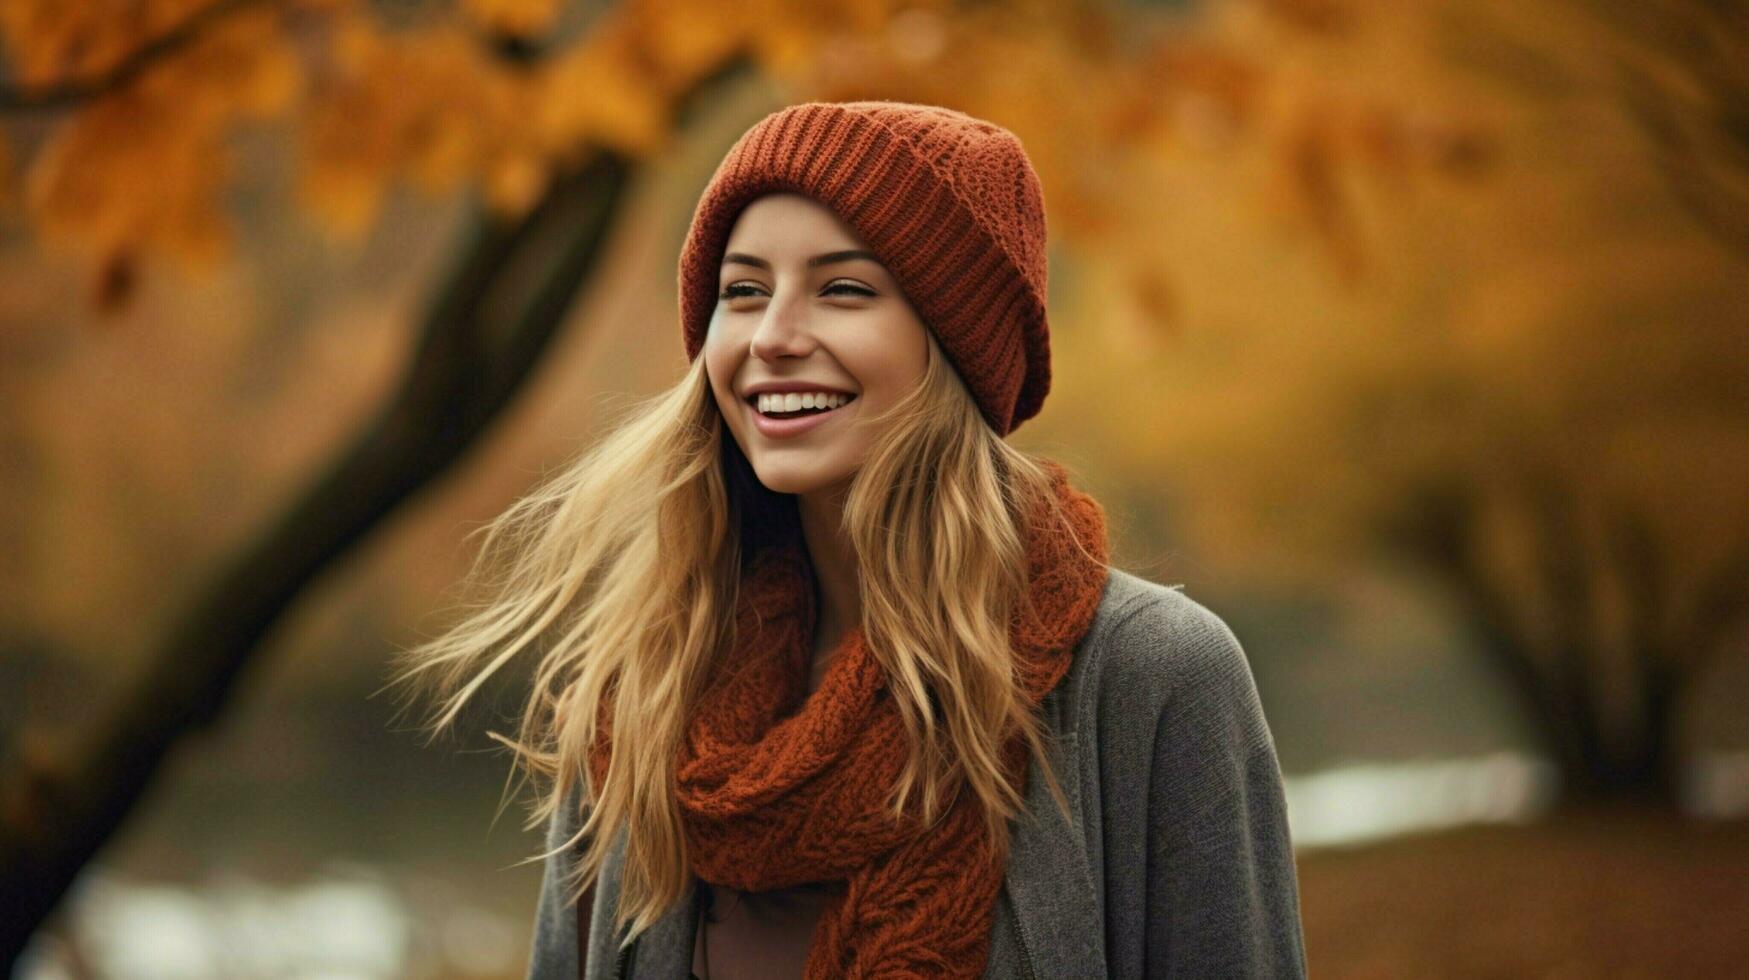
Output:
[{"xmin": 667, "ymin": 459, "xmax": 1110, "ymax": 977}]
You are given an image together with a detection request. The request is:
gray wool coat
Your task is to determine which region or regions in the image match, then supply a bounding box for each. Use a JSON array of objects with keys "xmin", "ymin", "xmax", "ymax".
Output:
[{"xmin": 525, "ymin": 568, "xmax": 1310, "ymax": 979}]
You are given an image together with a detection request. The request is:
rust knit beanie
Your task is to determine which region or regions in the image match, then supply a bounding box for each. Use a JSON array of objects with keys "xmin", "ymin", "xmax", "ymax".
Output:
[{"xmin": 678, "ymin": 100, "xmax": 1053, "ymax": 437}]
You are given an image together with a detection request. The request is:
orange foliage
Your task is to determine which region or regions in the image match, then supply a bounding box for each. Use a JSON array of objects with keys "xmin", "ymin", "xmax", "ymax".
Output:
[
  {"xmin": 10, "ymin": 1, "xmax": 299, "ymax": 282},
  {"xmin": 0, "ymin": 0, "xmax": 214, "ymax": 89},
  {"xmin": 462, "ymin": 0, "xmax": 563, "ymax": 39},
  {"xmin": 0, "ymin": 0, "xmax": 1474, "ymax": 308},
  {"xmin": 301, "ymin": 15, "xmax": 546, "ymax": 233},
  {"xmin": 1040, "ymin": 0, "xmax": 1749, "ymax": 715}
]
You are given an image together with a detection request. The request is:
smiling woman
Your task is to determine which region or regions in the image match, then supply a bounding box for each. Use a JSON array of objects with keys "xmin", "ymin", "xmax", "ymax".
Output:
[{"xmin": 388, "ymin": 100, "xmax": 1306, "ymax": 980}]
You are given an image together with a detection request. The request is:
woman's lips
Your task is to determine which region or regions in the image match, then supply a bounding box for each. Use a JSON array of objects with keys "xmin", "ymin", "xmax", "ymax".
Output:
[{"xmin": 748, "ymin": 396, "xmax": 856, "ymax": 439}]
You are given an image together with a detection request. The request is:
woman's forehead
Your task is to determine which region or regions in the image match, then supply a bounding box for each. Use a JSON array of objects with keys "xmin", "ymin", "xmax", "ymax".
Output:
[{"xmin": 725, "ymin": 193, "xmax": 866, "ymax": 249}]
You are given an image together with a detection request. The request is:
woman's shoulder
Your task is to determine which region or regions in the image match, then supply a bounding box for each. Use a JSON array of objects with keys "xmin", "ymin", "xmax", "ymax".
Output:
[{"xmin": 1073, "ymin": 567, "xmax": 1261, "ymax": 729}]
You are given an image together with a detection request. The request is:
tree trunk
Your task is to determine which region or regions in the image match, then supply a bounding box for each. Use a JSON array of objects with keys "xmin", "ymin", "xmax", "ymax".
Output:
[
  {"xmin": 0, "ymin": 54, "xmax": 754, "ymax": 972},
  {"xmin": 1382, "ymin": 478, "xmax": 1715, "ymax": 812}
]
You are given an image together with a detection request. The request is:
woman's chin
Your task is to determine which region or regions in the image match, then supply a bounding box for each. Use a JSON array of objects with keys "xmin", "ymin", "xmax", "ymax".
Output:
[{"xmin": 750, "ymin": 459, "xmax": 853, "ymax": 497}]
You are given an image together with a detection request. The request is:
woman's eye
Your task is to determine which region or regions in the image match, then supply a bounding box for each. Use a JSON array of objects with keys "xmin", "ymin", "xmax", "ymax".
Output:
[
  {"xmin": 824, "ymin": 280, "xmax": 876, "ymax": 298},
  {"xmin": 718, "ymin": 281, "xmax": 876, "ymax": 301}
]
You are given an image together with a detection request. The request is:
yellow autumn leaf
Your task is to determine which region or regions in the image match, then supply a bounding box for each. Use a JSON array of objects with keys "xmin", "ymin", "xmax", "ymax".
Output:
[
  {"xmin": 634, "ymin": 0, "xmax": 751, "ymax": 95},
  {"xmin": 484, "ymin": 151, "xmax": 549, "ymax": 216},
  {"xmin": 461, "ymin": 0, "xmax": 561, "ymax": 38},
  {"xmin": 537, "ymin": 32, "xmax": 669, "ymax": 159},
  {"xmin": 299, "ymin": 162, "xmax": 387, "ymax": 241}
]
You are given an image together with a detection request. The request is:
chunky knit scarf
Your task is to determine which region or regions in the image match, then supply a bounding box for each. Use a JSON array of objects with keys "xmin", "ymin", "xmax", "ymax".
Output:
[{"xmin": 665, "ymin": 458, "xmax": 1110, "ymax": 977}]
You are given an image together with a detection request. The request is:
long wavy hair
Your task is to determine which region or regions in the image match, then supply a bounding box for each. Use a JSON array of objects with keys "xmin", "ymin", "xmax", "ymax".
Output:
[{"xmin": 384, "ymin": 327, "xmax": 1105, "ymax": 943}]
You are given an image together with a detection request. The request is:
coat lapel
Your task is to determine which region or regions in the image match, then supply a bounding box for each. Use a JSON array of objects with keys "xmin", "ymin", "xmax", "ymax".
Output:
[
  {"xmin": 627, "ymin": 877, "xmax": 697, "ymax": 978},
  {"xmin": 594, "ymin": 831, "xmax": 697, "ymax": 979},
  {"xmin": 986, "ymin": 728, "xmax": 1107, "ymax": 979}
]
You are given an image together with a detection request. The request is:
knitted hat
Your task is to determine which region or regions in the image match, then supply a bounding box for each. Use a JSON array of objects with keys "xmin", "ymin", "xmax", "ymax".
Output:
[{"xmin": 678, "ymin": 100, "xmax": 1053, "ymax": 437}]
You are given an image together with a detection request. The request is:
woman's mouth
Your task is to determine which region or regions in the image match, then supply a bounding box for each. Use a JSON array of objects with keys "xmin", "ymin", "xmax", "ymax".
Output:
[{"xmin": 746, "ymin": 392, "xmax": 858, "ymax": 439}]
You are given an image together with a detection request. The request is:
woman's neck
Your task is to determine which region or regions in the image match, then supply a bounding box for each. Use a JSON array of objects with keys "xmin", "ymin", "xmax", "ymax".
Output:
[{"xmin": 798, "ymin": 484, "xmax": 859, "ymax": 693}]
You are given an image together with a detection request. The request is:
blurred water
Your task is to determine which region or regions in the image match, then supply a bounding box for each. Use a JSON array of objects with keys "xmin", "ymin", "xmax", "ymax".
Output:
[
  {"xmin": 17, "ymin": 753, "xmax": 1749, "ymax": 979},
  {"xmin": 1285, "ymin": 750, "xmax": 1749, "ymax": 849},
  {"xmin": 18, "ymin": 861, "xmax": 521, "ymax": 980},
  {"xmin": 1283, "ymin": 751, "xmax": 1560, "ymax": 849},
  {"xmin": 1682, "ymin": 750, "xmax": 1749, "ymax": 820}
]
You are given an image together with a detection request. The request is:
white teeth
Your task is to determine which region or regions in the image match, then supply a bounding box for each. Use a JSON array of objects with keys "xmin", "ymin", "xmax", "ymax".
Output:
[{"xmin": 756, "ymin": 391, "xmax": 850, "ymax": 414}]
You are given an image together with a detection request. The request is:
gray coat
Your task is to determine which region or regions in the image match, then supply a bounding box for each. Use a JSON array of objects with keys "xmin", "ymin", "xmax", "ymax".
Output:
[{"xmin": 526, "ymin": 568, "xmax": 1310, "ymax": 978}]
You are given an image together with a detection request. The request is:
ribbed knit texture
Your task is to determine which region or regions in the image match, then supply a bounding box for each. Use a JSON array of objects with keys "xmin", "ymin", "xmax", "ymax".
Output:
[
  {"xmin": 678, "ymin": 100, "xmax": 1054, "ymax": 436},
  {"xmin": 587, "ymin": 460, "xmax": 1110, "ymax": 978}
]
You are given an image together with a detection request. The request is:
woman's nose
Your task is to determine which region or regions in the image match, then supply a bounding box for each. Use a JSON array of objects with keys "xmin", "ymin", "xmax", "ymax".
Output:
[{"xmin": 748, "ymin": 288, "xmax": 816, "ymax": 361}]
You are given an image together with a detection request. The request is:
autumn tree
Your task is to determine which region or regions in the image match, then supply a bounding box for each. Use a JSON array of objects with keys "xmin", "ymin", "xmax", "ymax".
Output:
[{"xmin": 1056, "ymin": 0, "xmax": 1749, "ymax": 805}]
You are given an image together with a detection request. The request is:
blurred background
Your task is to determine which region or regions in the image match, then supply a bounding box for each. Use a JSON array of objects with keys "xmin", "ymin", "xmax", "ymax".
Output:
[{"xmin": 3, "ymin": 0, "xmax": 1746, "ymax": 976}]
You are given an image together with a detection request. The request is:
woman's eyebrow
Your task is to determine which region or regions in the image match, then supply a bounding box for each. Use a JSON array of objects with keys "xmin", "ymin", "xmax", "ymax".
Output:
[{"xmin": 721, "ymin": 249, "xmax": 883, "ymax": 271}]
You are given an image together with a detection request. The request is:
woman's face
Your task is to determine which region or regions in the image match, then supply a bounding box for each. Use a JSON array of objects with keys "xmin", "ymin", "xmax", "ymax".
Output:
[{"xmin": 704, "ymin": 192, "xmax": 929, "ymax": 497}]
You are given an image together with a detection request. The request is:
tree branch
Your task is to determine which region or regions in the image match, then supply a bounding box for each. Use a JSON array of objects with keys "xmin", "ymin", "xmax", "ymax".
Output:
[
  {"xmin": 1605, "ymin": 499, "xmax": 1679, "ymax": 798},
  {"xmin": 0, "ymin": 0, "xmax": 266, "ymax": 113},
  {"xmin": 0, "ymin": 50, "xmax": 755, "ymax": 972},
  {"xmin": 1380, "ymin": 478, "xmax": 1587, "ymax": 782},
  {"xmin": 1686, "ymin": 536, "xmax": 1749, "ymax": 680},
  {"xmin": 1521, "ymin": 467, "xmax": 1610, "ymax": 789},
  {"xmin": 1607, "ymin": 0, "xmax": 1749, "ymax": 256}
]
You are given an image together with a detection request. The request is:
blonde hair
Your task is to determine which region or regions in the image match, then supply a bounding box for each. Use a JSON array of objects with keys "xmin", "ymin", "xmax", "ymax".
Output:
[{"xmin": 384, "ymin": 330, "xmax": 1103, "ymax": 946}]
